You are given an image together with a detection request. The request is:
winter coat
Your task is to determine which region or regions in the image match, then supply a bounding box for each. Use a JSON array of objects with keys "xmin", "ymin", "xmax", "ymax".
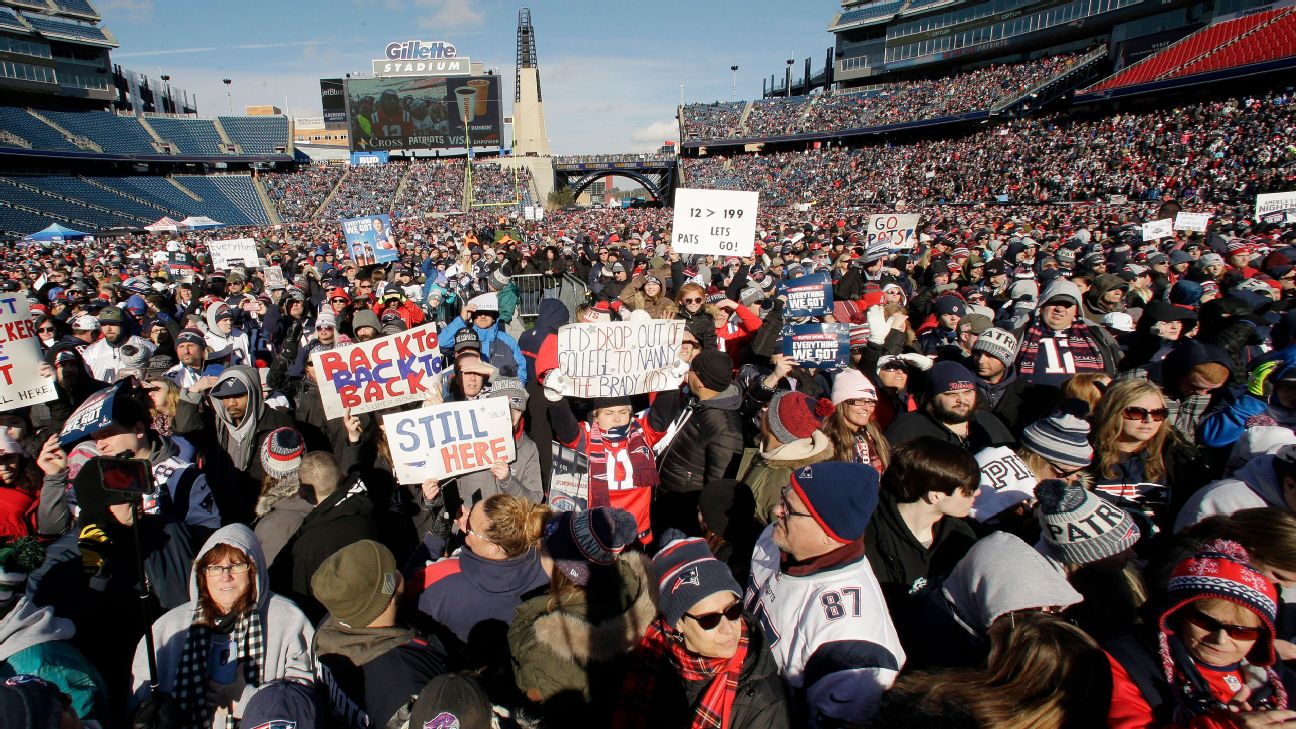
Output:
[
  {"xmin": 508, "ymin": 553, "xmax": 658, "ymax": 715},
  {"xmin": 738, "ymin": 432, "xmax": 835, "ymax": 525},
  {"xmin": 0, "ymin": 596, "xmax": 107, "ymax": 722},
  {"xmin": 864, "ymin": 493, "xmax": 978, "ymax": 616},
  {"xmin": 974, "ymin": 371, "xmax": 1058, "ymax": 438},
  {"xmin": 315, "ymin": 622, "xmax": 448, "ymax": 729},
  {"xmin": 884, "ymin": 409, "xmax": 1014, "ymax": 454},
  {"xmin": 620, "ymin": 283, "xmax": 677, "ymax": 320},
  {"xmin": 452, "ymin": 430, "xmax": 544, "ymax": 505},
  {"xmin": 677, "ymin": 305, "xmax": 721, "ymax": 351},
  {"xmin": 1174, "ymin": 453, "xmax": 1284, "ymax": 533},
  {"xmin": 416, "ymin": 546, "xmax": 549, "ymax": 645},
  {"xmin": 82, "ymin": 332, "xmax": 155, "ymax": 382},
  {"xmin": 130, "ymin": 524, "xmax": 315, "ymax": 717},
  {"xmin": 437, "ymin": 317, "xmax": 528, "ymax": 383},
  {"xmin": 254, "ymin": 493, "xmax": 313, "ymax": 567},
  {"xmin": 657, "ymin": 385, "xmax": 746, "ymax": 495}
]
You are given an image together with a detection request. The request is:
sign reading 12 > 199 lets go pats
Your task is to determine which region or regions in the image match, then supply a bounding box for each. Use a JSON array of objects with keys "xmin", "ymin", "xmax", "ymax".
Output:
[{"xmin": 671, "ymin": 188, "xmax": 758, "ymax": 257}]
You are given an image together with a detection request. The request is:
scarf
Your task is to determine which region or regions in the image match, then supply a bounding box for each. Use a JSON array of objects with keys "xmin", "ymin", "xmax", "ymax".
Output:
[
  {"xmin": 174, "ymin": 606, "xmax": 266, "ymax": 729},
  {"xmin": 616, "ymin": 618, "xmax": 749, "ymax": 729},
  {"xmin": 1015, "ymin": 318, "xmax": 1105, "ymax": 378},
  {"xmin": 586, "ymin": 419, "xmax": 659, "ymax": 510}
]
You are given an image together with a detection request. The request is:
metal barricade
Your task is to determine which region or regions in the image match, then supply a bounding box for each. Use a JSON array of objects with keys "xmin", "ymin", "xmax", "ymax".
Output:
[{"xmin": 512, "ymin": 273, "xmax": 589, "ymax": 320}]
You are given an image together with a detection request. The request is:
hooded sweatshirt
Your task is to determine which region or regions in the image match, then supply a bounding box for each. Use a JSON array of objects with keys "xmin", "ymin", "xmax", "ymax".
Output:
[
  {"xmin": 209, "ymin": 365, "xmax": 268, "ymax": 471},
  {"xmin": 204, "ymin": 301, "xmax": 251, "ymax": 366},
  {"xmin": 1173, "ymin": 454, "xmax": 1285, "ymax": 533},
  {"xmin": 315, "ymin": 617, "xmax": 447, "ymax": 729},
  {"xmin": 129, "ymin": 524, "xmax": 315, "ymax": 716},
  {"xmin": 416, "ymin": 546, "xmax": 550, "ymax": 644},
  {"xmin": 0, "ymin": 596, "xmax": 106, "ymax": 721}
]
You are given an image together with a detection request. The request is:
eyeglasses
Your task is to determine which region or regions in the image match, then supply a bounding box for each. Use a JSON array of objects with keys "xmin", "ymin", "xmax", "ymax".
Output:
[
  {"xmin": 842, "ymin": 398, "xmax": 876, "ymax": 408},
  {"xmin": 779, "ymin": 487, "xmax": 814, "ymax": 521},
  {"xmin": 682, "ymin": 297, "xmax": 703, "ymax": 305},
  {"xmin": 1122, "ymin": 406, "xmax": 1168, "ymax": 423},
  {"xmin": 684, "ymin": 600, "xmax": 743, "ymax": 630},
  {"xmin": 1183, "ymin": 607, "xmax": 1264, "ymax": 641},
  {"xmin": 1048, "ymin": 462, "xmax": 1087, "ymax": 479},
  {"xmin": 204, "ymin": 563, "xmax": 251, "ymax": 577}
]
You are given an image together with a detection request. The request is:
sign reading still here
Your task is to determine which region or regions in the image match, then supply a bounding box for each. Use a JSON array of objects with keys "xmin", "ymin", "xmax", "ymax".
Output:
[{"xmin": 672, "ymin": 188, "xmax": 758, "ymax": 257}]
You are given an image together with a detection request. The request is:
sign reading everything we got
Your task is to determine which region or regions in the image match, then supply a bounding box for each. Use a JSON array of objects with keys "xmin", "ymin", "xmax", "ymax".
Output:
[{"xmin": 671, "ymin": 188, "xmax": 758, "ymax": 257}]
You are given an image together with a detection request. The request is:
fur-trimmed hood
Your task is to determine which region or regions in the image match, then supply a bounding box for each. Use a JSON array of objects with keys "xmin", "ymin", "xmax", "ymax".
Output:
[
  {"xmin": 529, "ymin": 552, "xmax": 658, "ymax": 665},
  {"xmin": 760, "ymin": 430, "xmax": 834, "ymax": 469}
]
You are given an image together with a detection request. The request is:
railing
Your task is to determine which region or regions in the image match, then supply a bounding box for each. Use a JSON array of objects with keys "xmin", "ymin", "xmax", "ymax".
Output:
[
  {"xmin": 511, "ymin": 273, "xmax": 589, "ymax": 319},
  {"xmin": 990, "ymin": 46, "xmax": 1108, "ymax": 113}
]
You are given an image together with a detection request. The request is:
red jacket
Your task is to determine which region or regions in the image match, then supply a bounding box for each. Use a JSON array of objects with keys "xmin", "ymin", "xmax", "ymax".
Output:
[
  {"xmin": 1107, "ymin": 651, "xmax": 1251, "ymax": 729},
  {"xmin": 0, "ymin": 486, "xmax": 37, "ymax": 539}
]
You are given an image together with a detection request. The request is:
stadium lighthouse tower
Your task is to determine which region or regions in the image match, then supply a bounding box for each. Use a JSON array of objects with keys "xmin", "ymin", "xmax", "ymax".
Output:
[{"xmin": 512, "ymin": 7, "xmax": 550, "ymax": 157}]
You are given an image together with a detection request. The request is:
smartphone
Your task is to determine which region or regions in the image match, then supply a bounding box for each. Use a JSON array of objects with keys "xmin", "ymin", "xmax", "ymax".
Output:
[{"xmin": 96, "ymin": 457, "xmax": 155, "ymax": 497}]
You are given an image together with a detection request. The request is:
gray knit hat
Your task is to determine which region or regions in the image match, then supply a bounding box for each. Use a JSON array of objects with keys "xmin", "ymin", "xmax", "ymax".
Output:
[
  {"xmin": 972, "ymin": 327, "xmax": 1019, "ymax": 368},
  {"xmin": 1021, "ymin": 411, "xmax": 1093, "ymax": 469},
  {"xmin": 489, "ymin": 376, "xmax": 529, "ymax": 412},
  {"xmin": 1035, "ymin": 479, "xmax": 1139, "ymax": 564}
]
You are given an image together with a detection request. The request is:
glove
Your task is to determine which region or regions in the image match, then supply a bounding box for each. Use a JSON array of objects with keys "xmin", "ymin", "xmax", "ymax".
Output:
[
  {"xmin": 667, "ymin": 358, "xmax": 691, "ymax": 379},
  {"xmin": 79, "ymin": 524, "xmax": 109, "ymax": 576},
  {"xmin": 865, "ymin": 305, "xmax": 889, "ymax": 346},
  {"xmin": 899, "ymin": 353, "xmax": 934, "ymax": 371},
  {"xmin": 543, "ymin": 372, "xmax": 570, "ymax": 402},
  {"xmin": 1248, "ymin": 359, "xmax": 1283, "ymax": 399}
]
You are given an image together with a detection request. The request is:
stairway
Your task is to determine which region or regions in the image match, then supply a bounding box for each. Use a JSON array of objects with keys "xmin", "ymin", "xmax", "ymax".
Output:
[
  {"xmin": 167, "ymin": 176, "xmax": 203, "ymax": 201},
  {"xmin": 137, "ymin": 117, "xmax": 176, "ymax": 155},
  {"xmin": 211, "ymin": 117, "xmax": 242, "ymax": 155},
  {"xmin": 26, "ymin": 109, "xmax": 101, "ymax": 152},
  {"xmin": 251, "ymin": 174, "xmax": 282, "ymax": 225},
  {"xmin": 312, "ymin": 166, "xmax": 350, "ymax": 219},
  {"xmin": 734, "ymin": 101, "xmax": 755, "ymax": 136}
]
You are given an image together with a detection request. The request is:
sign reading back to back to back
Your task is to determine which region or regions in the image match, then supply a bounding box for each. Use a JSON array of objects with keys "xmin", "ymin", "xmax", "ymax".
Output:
[
  {"xmin": 671, "ymin": 188, "xmax": 758, "ymax": 257},
  {"xmin": 556, "ymin": 320, "xmax": 686, "ymax": 398},
  {"xmin": 382, "ymin": 398, "xmax": 515, "ymax": 484},
  {"xmin": 865, "ymin": 214, "xmax": 920, "ymax": 251},
  {"xmin": 310, "ymin": 322, "xmax": 444, "ymax": 419},
  {"xmin": 783, "ymin": 323, "xmax": 850, "ymax": 370},
  {"xmin": 0, "ymin": 295, "xmax": 56, "ymax": 412}
]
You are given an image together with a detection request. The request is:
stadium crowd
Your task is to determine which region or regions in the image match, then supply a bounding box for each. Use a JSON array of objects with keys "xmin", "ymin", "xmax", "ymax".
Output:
[{"xmin": 2, "ymin": 88, "xmax": 1296, "ymax": 729}]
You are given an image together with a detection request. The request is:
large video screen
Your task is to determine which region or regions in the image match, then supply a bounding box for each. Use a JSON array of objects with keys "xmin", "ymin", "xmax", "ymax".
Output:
[
  {"xmin": 344, "ymin": 75, "xmax": 502, "ymax": 152},
  {"xmin": 320, "ymin": 78, "xmax": 346, "ymax": 123}
]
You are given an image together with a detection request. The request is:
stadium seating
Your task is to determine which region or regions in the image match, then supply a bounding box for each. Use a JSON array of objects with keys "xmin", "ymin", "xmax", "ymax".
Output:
[
  {"xmin": 0, "ymin": 204, "xmax": 58, "ymax": 235},
  {"xmin": 1174, "ymin": 9, "xmax": 1296, "ymax": 77},
  {"xmin": 0, "ymin": 6, "xmax": 28, "ymax": 32},
  {"xmin": 837, "ymin": 1, "xmax": 903, "ymax": 25},
  {"xmin": 218, "ymin": 115, "xmax": 289, "ymax": 155},
  {"xmin": 0, "ymin": 176, "xmax": 136, "ymax": 229},
  {"xmin": 146, "ymin": 117, "xmax": 226, "ymax": 156},
  {"xmin": 173, "ymin": 175, "xmax": 271, "ymax": 226},
  {"xmin": 1084, "ymin": 7, "xmax": 1293, "ymax": 92},
  {"xmin": 27, "ymin": 175, "xmax": 167, "ymax": 221},
  {"xmin": 0, "ymin": 107, "xmax": 82, "ymax": 151},
  {"xmin": 18, "ymin": 12, "xmax": 111, "ymax": 44},
  {"xmin": 682, "ymin": 101, "xmax": 745, "ymax": 141},
  {"xmin": 49, "ymin": 0, "xmax": 99, "ymax": 18},
  {"xmin": 40, "ymin": 110, "xmax": 159, "ymax": 155}
]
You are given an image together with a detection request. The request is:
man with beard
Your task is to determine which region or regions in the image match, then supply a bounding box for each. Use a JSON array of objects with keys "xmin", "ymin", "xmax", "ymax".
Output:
[
  {"xmin": 970, "ymin": 327, "xmax": 1055, "ymax": 435},
  {"xmin": 81, "ymin": 306, "xmax": 154, "ymax": 382},
  {"xmin": 884, "ymin": 361, "xmax": 1013, "ymax": 452},
  {"xmin": 164, "ymin": 327, "xmax": 207, "ymax": 389}
]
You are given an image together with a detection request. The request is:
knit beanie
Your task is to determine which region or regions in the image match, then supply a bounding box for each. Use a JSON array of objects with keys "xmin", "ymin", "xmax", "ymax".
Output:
[
  {"xmin": 310, "ymin": 539, "xmax": 400, "ymax": 629},
  {"xmin": 972, "ymin": 327, "xmax": 1019, "ymax": 368},
  {"xmin": 0, "ymin": 676, "xmax": 63, "ymax": 729},
  {"xmin": 176, "ymin": 327, "xmax": 205, "ymax": 348},
  {"xmin": 767, "ymin": 391, "xmax": 833, "ymax": 445},
  {"xmin": 691, "ymin": 349, "xmax": 734, "ymax": 391},
  {"xmin": 260, "ymin": 427, "xmax": 305, "ymax": 480},
  {"xmin": 117, "ymin": 342, "xmax": 151, "ymax": 375},
  {"xmin": 971, "ymin": 446, "xmax": 1037, "ymax": 522},
  {"xmin": 315, "ymin": 307, "xmax": 337, "ymax": 330},
  {"xmin": 1020, "ymin": 411, "xmax": 1093, "ymax": 469},
  {"xmin": 788, "ymin": 462, "xmax": 880, "ymax": 543},
  {"xmin": 927, "ymin": 361, "xmax": 976, "ymax": 395},
  {"xmin": 1162, "ymin": 540, "xmax": 1280, "ymax": 671},
  {"xmin": 240, "ymin": 679, "xmax": 321, "ymax": 729},
  {"xmin": 831, "ymin": 369, "xmax": 877, "ymax": 406},
  {"xmin": 1035, "ymin": 479, "xmax": 1139, "ymax": 565},
  {"xmin": 543, "ymin": 507, "xmax": 637, "ymax": 586},
  {"xmin": 653, "ymin": 529, "xmax": 742, "ymax": 629},
  {"xmin": 488, "ymin": 376, "xmax": 529, "ymax": 412},
  {"xmin": 408, "ymin": 673, "xmax": 493, "ymax": 729}
]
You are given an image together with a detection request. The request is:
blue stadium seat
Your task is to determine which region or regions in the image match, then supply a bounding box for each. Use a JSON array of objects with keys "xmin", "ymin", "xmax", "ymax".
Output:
[
  {"xmin": 19, "ymin": 12, "xmax": 111, "ymax": 44},
  {"xmin": 31, "ymin": 175, "xmax": 168, "ymax": 221},
  {"xmin": 109, "ymin": 176, "xmax": 205, "ymax": 216},
  {"xmin": 41, "ymin": 111, "xmax": 159, "ymax": 155},
  {"xmin": 49, "ymin": 0, "xmax": 99, "ymax": 19},
  {"xmin": 146, "ymin": 117, "xmax": 226, "ymax": 156},
  {"xmin": 217, "ymin": 116, "xmax": 288, "ymax": 155},
  {"xmin": 0, "ymin": 7, "xmax": 29, "ymax": 32},
  {"xmin": 0, "ymin": 107, "xmax": 82, "ymax": 151},
  {"xmin": 173, "ymin": 175, "xmax": 270, "ymax": 225},
  {"xmin": 838, "ymin": 1, "xmax": 902, "ymax": 24},
  {"xmin": 0, "ymin": 176, "xmax": 136, "ymax": 229}
]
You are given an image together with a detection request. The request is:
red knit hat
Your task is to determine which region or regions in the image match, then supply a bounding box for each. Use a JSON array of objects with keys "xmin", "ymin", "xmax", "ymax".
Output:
[{"xmin": 766, "ymin": 391, "xmax": 832, "ymax": 445}]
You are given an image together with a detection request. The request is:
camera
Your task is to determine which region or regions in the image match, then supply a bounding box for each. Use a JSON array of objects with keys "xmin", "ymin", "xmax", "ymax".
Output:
[{"xmin": 93, "ymin": 456, "xmax": 156, "ymax": 503}]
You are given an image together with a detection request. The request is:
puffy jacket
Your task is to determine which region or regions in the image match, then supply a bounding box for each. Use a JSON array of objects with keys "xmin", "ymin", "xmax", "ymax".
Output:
[
  {"xmin": 738, "ymin": 432, "xmax": 836, "ymax": 525},
  {"xmin": 437, "ymin": 317, "xmax": 528, "ymax": 383},
  {"xmin": 657, "ymin": 385, "xmax": 746, "ymax": 495}
]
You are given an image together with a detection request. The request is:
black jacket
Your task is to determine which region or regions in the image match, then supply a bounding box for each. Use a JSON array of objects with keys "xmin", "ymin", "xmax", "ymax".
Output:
[
  {"xmin": 884, "ymin": 409, "xmax": 1014, "ymax": 454},
  {"xmin": 974, "ymin": 372, "xmax": 1059, "ymax": 438},
  {"xmin": 657, "ymin": 385, "xmax": 746, "ymax": 494},
  {"xmin": 864, "ymin": 493, "xmax": 978, "ymax": 618},
  {"xmin": 316, "ymin": 625, "xmax": 448, "ymax": 729}
]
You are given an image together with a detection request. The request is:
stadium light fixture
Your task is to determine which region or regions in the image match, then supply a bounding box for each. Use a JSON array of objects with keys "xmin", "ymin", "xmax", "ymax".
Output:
[
  {"xmin": 731, "ymin": 65, "xmax": 738, "ymax": 102},
  {"xmin": 223, "ymin": 78, "xmax": 233, "ymax": 113}
]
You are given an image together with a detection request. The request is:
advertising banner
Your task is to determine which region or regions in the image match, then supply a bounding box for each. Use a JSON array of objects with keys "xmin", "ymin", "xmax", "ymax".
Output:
[
  {"xmin": 555, "ymin": 320, "xmax": 686, "ymax": 398},
  {"xmin": 382, "ymin": 398, "xmax": 515, "ymax": 484},
  {"xmin": 0, "ymin": 295, "xmax": 56, "ymax": 412},
  {"xmin": 342, "ymin": 214, "xmax": 398, "ymax": 266},
  {"xmin": 208, "ymin": 238, "xmax": 259, "ymax": 269},
  {"xmin": 671, "ymin": 188, "xmax": 758, "ymax": 257},
  {"xmin": 778, "ymin": 272, "xmax": 833, "ymax": 317},
  {"xmin": 310, "ymin": 323, "xmax": 444, "ymax": 418},
  {"xmin": 345, "ymin": 75, "xmax": 502, "ymax": 152},
  {"xmin": 320, "ymin": 78, "xmax": 347, "ymax": 123},
  {"xmin": 350, "ymin": 151, "xmax": 390, "ymax": 166},
  {"xmin": 783, "ymin": 323, "xmax": 850, "ymax": 369},
  {"xmin": 1256, "ymin": 192, "xmax": 1296, "ymax": 224},
  {"xmin": 865, "ymin": 214, "xmax": 920, "ymax": 251}
]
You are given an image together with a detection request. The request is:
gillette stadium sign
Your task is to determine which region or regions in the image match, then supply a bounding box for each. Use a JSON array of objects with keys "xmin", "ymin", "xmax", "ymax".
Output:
[{"xmin": 372, "ymin": 40, "xmax": 471, "ymax": 77}]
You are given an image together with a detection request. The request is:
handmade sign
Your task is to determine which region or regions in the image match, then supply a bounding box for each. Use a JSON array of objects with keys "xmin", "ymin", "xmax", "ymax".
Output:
[
  {"xmin": 208, "ymin": 238, "xmax": 259, "ymax": 269},
  {"xmin": 382, "ymin": 398, "xmax": 515, "ymax": 484},
  {"xmin": 1141, "ymin": 219, "xmax": 1174, "ymax": 242},
  {"xmin": 783, "ymin": 323, "xmax": 850, "ymax": 369},
  {"xmin": 0, "ymin": 295, "xmax": 56, "ymax": 412},
  {"xmin": 310, "ymin": 322, "xmax": 443, "ymax": 418},
  {"xmin": 1173, "ymin": 212, "xmax": 1211, "ymax": 232},
  {"xmin": 778, "ymin": 272, "xmax": 833, "ymax": 317},
  {"xmin": 671, "ymin": 188, "xmax": 758, "ymax": 257},
  {"xmin": 555, "ymin": 320, "xmax": 686, "ymax": 398},
  {"xmin": 865, "ymin": 214, "xmax": 920, "ymax": 251}
]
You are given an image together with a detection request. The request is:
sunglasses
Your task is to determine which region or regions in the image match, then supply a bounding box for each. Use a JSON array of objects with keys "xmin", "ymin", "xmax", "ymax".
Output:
[
  {"xmin": 1122, "ymin": 406, "xmax": 1168, "ymax": 423},
  {"xmin": 682, "ymin": 297, "xmax": 703, "ymax": 305},
  {"xmin": 1183, "ymin": 607, "xmax": 1265, "ymax": 641},
  {"xmin": 37, "ymin": 326, "xmax": 56, "ymax": 333},
  {"xmin": 684, "ymin": 600, "xmax": 743, "ymax": 631},
  {"xmin": 330, "ymin": 298, "xmax": 348, "ymax": 304}
]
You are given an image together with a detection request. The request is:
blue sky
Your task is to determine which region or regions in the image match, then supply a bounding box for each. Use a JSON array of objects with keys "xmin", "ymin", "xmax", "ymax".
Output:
[{"xmin": 98, "ymin": 0, "xmax": 835, "ymax": 154}]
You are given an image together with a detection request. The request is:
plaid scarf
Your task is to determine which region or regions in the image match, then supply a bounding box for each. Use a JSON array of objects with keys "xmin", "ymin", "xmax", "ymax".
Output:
[
  {"xmin": 616, "ymin": 619, "xmax": 748, "ymax": 729},
  {"xmin": 586, "ymin": 420, "xmax": 659, "ymax": 510},
  {"xmin": 1016, "ymin": 319, "xmax": 1105, "ymax": 378},
  {"xmin": 173, "ymin": 606, "xmax": 266, "ymax": 729}
]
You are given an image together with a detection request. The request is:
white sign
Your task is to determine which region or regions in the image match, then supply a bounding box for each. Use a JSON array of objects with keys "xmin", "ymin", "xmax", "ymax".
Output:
[
  {"xmin": 263, "ymin": 266, "xmax": 286, "ymax": 288},
  {"xmin": 310, "ymin": 323, "xmax": 444, "ymax": 419},
  {"xmin": 1108, "ymin": 194, "xmax": 1129, "ymax": 205},
  {"xmin": 671, "ymin": 188, "xmax": 758, "ymax": 257},
  {"xmin": 865, "ymin": 214, "xmax": 920, "ymax": 250},
  {"xmin": 208, "ymin": 238, "xmax": 259, "ymax": 269},
  {"xmin": 1141, "ymin": 219, "xmax": 1174, "ymax": 242},
  {"xmin": 523, "ymin": 206, "xmax": 544, "ymax": 221},
  {"xmin": 1174, "ymin": 212, "xmax": 1211, "ymax": 233},
  {"xmin": 556, "ymin": 320, "xmax": 686, "ymax": 398},
  {"xmin": 382, "ymin": 398, "xmax": 515, "ymax": 484},
  {"xmin": 1256, "ymin": 192, "xmax": 1296, "ymax": 224},
  {"xmin": 0, "ymin": 295, "xmax": 57, "ymax": 411}
]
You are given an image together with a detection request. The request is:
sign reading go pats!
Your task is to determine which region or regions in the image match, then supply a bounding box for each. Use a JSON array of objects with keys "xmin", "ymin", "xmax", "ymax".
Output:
[{"xmin": 310, "ymin": 322, "xmax": 444, "ymax": 419}]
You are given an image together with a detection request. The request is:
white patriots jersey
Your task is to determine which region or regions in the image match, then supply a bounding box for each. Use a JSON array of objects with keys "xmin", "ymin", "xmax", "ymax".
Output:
[{"xmin": 745, "ymin": 525, "xmax": 905, "ymax": 727}]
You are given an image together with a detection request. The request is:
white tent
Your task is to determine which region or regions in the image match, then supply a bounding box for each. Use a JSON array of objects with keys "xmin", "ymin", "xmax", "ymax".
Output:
[
  {"xmin": 145, "ymin": 216, "xmax": 183, "ymax": 232},
  {"xmin": 179, "ymin": 216, "xmax": 223, "ymax": 229}
]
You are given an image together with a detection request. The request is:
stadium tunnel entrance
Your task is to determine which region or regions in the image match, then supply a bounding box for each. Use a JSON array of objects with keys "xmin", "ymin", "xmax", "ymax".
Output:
[{"xmin": 552, "ymin": 157, "xmax": 677, "ymax": 206}]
